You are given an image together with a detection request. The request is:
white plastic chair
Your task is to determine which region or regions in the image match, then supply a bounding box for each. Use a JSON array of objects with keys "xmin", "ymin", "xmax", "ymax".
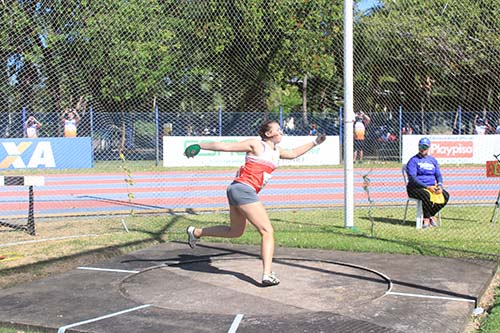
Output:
[{"xmin": 402, "ymin": 165, "xmax": 441, "ymax": 229}]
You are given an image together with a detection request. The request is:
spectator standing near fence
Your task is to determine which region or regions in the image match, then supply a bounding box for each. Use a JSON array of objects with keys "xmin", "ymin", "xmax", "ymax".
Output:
[
  {"xmin": 402, "ymin": 122, "xmax": 413, "ymax": 135},
  {"xmin": 309, "ymin": 123, "xmax": 318, "ymax": 136},
  {"xmin": 474, "ymin": 115, "xmax": 490, "ymax": 135},
  {"xmin": 406, "ymin": 137, "xmax": 449, "ymax": 229},
  {"xmin": 185, "ymin": 120, "xmax": 326, "ymax": 286},
  {"xmin": 354, "ymin": 112, "xmax": 370, "ymax": 163},
  {"xmin": 495, "ymin": 118, "xmax": 500, "ymax": 134},
  {"xmin": 61, "ymin": 108, "xmax": 80, "ymax": 137},
  {"xmin": 25, "ymin": 115, "xmax": 42, "ymax": 138}
]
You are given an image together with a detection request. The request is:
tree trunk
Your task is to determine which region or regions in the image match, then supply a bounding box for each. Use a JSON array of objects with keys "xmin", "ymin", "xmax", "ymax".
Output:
[{"xmin": 242, "ymin": 80, "xmax": 268, "ymax": 116}]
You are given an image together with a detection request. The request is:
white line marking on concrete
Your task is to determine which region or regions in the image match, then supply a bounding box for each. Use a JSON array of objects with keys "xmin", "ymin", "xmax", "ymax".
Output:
[
  {"xmin": 228, "ymin": 314, "xmax": 244, "ymax": 333},
  {"xmin": 387, "ymin": 291, "xmax": 475, "ymax": 303},
  {"xmin": 57, "ymin": 304, "xmax": 151, "ymax": 333},
  {"xmin": 77, "ymin": 266, "xmax": 140, "ymax": 274},
  {"xmin": 0, "ymin": 234, "xmax": 97, "ymax": 248}
]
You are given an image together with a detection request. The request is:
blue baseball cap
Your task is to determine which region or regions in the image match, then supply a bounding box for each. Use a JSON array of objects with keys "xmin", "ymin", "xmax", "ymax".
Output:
[{"xmin": 418, "ymin": 137, "xmax": 430, "ymax": 148}]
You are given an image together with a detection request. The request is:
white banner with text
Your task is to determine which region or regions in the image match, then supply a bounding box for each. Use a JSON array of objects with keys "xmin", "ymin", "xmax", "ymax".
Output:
[
  {"xmin": 402, "ymin": 135, "xmax": 500, "ymax": 164},
  {"xmin": 163, "ymin": 136, "xmax": 340, "ymax": 167}
]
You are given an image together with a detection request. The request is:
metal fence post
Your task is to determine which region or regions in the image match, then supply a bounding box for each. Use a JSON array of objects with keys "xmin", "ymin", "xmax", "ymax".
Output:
[
  {"xmin": 279, "ymin": 105, "xmax": 283, "ymax": 128},
  {"xmin": 218, "ymin": 107, "xmax": 222, "ymax": 136},
  {"xmin": 155, "ymin": 102, "xmax": 159, "ymax": 166},
  {"xmin": 27, "ymin": 185, "xmax": 35, "ymax": 236},
  {"xmin": 22, "ymin": 106, "xmax": 27, "ymax": 137},
  {"xmin": 399, "ymin": 105, "xmax": 403, "ymax": 163}
]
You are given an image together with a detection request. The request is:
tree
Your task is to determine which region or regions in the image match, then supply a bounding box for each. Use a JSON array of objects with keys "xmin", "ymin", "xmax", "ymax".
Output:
[
  {"xmin": 355, "ymin": 0, "xmax": 500, "ymax": 123},
  {"xmin": 80, "ymin": 0, "xmax": 173, "ymax": 149}
]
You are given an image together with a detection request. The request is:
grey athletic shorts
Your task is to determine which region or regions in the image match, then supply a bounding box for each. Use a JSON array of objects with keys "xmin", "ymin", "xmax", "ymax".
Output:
[{"xmin": 226, "ymin": 181, "xmax": 259, "ymax": 206}]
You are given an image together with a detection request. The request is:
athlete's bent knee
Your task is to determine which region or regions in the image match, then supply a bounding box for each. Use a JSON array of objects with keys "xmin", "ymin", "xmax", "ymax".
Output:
[{"xmin": 256, "ymin": 225, "xmax": 274, "ymax": 237}]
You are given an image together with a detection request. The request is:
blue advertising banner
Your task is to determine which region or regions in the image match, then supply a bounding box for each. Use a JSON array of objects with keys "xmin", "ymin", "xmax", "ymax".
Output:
[{"xmin": 0, "ymin": 137, "xmax": 93, "ymax": 170}]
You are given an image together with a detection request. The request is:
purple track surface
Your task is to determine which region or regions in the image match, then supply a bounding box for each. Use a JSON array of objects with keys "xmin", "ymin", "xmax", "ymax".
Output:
[{"xmin": 1, "ymin": 167, "xmax": 499, "ymax": 218}]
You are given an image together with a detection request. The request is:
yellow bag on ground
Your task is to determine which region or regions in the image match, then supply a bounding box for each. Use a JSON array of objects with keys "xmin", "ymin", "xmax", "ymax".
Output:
[{"xmin": 424, "ymin": 189, "xmax": 445, "ymax": 204}]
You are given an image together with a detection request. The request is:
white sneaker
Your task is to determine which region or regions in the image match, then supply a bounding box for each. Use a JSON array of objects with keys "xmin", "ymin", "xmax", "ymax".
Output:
[
  {"xmin": 186, "ymin": 226, "xmax": 199, "ymax": 249},
  {"xmin": 262, "ymin": 272, "xmax": 280, "ymax": 286}
]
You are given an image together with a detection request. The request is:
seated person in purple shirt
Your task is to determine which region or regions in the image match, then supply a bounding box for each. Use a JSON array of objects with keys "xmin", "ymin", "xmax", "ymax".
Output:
[{"xmin": 406, "ymin": 137, "xmax": 450, "ymax": 228}]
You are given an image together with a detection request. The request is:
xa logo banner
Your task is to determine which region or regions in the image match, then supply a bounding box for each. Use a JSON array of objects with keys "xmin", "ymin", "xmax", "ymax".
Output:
[
  {"xmin": 0, "ymin": 137, "xmax": 92, "ymax": 170},
  {"xmin": 0, "ymin": 141, "xmax": 56, "ymax": 169}
]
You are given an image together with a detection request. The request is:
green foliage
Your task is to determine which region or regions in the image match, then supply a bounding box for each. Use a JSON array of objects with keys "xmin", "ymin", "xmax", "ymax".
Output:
[
  {"xmin": 83, "ymin": 0, "xmax": 172, "ymax": 101},
  {"xmin": 134, "ymin": 120, "xmax": 155, "ymax": 137},
  {"xmin": 0, "ymin": 327, "xmax": 45, "ymax": 333},
  {"xmin": 267, "ymin": 84, "xmax": 302, "ymax": 113},
  {"xmin": 3, "ymin": 0, "xmax": 500, "ymax": 118},
  {"xmin": 480, "ymin": 284, "xmax": 500, "ymax": 332},
  {"xmin": 355, "ymin": 0, "xmax": 500, "ymax": 113},
  {"xmin": 4, "ymin": 0, "xmax": 499, "ymax": 118},
  {"xmin": 166, "ymin": 205, "xmax": 500, "ymax": 259}
]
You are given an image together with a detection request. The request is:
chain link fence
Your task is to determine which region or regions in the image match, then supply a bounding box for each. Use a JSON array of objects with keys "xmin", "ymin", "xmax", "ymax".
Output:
[
  {"xmin": 1, "ymin": 0, "xmax": 500, "ymax": 258},
  {"xmin": 2, "ymin": 107, "xmax": 498, "ymax": 161}
]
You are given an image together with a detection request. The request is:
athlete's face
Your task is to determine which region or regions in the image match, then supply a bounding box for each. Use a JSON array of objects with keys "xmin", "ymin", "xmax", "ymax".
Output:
[{"xmin": 266, "ymin": 122, "xmax": 283, "ymax": 143}]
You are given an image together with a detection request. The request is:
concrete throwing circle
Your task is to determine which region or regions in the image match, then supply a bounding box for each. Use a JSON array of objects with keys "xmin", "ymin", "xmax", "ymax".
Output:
[{"xmin": 119, "ymin": 257, "xmax": 390, "ymax": 316}]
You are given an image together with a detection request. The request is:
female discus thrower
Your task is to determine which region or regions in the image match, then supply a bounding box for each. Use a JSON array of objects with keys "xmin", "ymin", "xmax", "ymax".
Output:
[{"xmin": 184, "ymin": 120, "xmax": 326, "ymax": 286}]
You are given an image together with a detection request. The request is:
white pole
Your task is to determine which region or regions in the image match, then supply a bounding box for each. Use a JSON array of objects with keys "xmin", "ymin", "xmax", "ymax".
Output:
[{"xmin": 343, "ymin": 0, "xmax": 354, "ymax": 228}]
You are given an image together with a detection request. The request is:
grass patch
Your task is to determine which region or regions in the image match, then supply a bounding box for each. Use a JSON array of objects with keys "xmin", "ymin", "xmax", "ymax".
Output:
[
  {"xmin": 478, "ymin": 283, "xmax": 500, "ymax": 332},
  {"xmin": 0, "ymin": 327, "xmax": 46, "ymax": 333}
]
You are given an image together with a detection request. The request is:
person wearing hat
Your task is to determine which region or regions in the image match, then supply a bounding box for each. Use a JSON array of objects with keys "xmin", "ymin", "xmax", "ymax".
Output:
[{"xmin": 405, "ymin": 137, "xmax": 449, "ymax": 228}]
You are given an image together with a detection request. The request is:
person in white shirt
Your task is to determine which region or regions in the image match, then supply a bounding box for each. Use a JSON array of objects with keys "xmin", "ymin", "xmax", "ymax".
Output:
[
  {"xmin": 474, "ymin": 115, "xmax": 490, "ymax": 135},
  {"xmin": 354, "ymin": 112, "xmax": 370, "ymax": 163},
  {"xmin": 25, "ymin": 115, "xmax": 41, "ymax": 138},
  {"xmin": 61, "ymin": 108, "xmax": 81, "ymax": 137}
]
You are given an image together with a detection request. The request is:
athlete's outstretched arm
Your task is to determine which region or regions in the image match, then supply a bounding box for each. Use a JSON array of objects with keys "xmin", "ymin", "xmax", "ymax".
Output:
[
  {"xmin": 279, "ymin": 134, "xmax": 326, "ymax": 159},
  {"xmin": 200, "ymin": 138, "xmax": 260, "ymax": 154}
]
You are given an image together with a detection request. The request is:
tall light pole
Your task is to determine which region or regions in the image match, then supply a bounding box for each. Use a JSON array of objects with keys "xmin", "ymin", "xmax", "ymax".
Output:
[{"xmin": 343, "ymin": 0, "xmax": 354, "ymax": 228}]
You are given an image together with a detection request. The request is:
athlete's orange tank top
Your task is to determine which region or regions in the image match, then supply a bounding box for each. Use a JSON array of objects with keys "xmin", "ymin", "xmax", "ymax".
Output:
[{"xmin": 234, "ymin": 141, "xmax": 280, "ymax": 193}]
